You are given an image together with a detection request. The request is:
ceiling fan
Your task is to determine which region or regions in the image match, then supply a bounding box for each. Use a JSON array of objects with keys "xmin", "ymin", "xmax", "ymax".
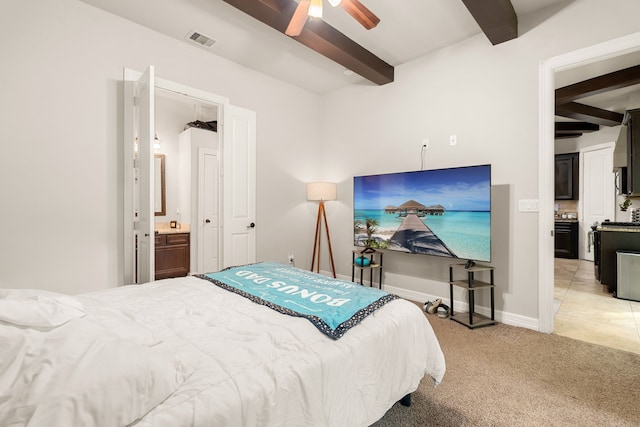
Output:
[{"xmin": 285, "ymin": 0, "xmax": 380, "ymax": 36}]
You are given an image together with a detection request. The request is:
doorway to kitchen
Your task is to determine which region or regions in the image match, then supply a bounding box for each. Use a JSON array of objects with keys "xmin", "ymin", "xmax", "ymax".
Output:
[{"xmin": 539, "ymin": 32, "xmax": 640, "ymax": 338}]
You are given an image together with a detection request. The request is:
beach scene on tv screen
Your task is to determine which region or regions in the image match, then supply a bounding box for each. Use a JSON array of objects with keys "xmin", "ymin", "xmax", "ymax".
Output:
[{"xmin": 354, "ymin": 165, "xmax": 491, "ymax": 262}]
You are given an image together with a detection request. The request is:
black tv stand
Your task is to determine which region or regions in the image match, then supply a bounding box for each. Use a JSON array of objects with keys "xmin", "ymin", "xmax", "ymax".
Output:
[{"xmin": 449, "ymin": 263, "xmax": 496, "ymax": 329}]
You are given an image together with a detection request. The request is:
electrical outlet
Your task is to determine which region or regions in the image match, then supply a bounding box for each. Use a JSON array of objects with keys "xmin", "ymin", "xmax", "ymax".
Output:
[
  {"xmin": 449, "ymin": 135, "xmax": 457, "ymax": 146},
  {"xmin": 422, "ymin": 139, "xmax": 429, "ymax": 149},
  {"xmin": 288, "ymin": 253, "xmax": 295, "ymax": 264}
]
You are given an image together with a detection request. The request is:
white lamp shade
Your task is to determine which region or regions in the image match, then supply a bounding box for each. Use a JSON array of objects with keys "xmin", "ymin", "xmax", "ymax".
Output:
[
  {"xmin": 327, "ymin": 0, "xmax": 342, "ymax": 6},
  {"xmin": 307, "ymin": 182, "xmax": 337, "ymax": 201}
]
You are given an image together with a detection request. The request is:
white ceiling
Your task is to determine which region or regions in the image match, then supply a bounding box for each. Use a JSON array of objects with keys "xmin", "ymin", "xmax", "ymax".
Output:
[
  {"xmin": 80, "ymin": 0, "xmax": 570, "ymax": 94},
  {"xmin": 80, "ymin": 0, "xmax": 640, "ymax": 128}
]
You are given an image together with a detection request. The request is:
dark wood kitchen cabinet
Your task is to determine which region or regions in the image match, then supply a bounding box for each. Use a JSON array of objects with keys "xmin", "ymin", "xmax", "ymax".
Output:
[
  {"xmin": 555, "ymin": 221, "xmax": 578, "ymax": 259},
  {"xmin": 155, "ymin": 232, "xmax": 190, "ymax": 280},
  {"xmin": 599, "ymin": 230, "xmax": 640, "ymax": 294},
  {"xmin": 555, "ymin": 153, "xmax": 579, "ymax": 200}
]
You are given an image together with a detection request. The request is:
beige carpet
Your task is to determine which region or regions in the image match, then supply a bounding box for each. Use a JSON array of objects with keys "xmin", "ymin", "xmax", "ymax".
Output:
[{"xmin": 372, "ymin": 313, "xmax": 640, "ymax": 427}]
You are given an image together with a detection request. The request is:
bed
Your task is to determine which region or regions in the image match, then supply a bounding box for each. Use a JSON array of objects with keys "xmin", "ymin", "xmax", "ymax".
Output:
[{"xmin": 0, "ymin": 262, "xmax": 445, "ymax": 427}]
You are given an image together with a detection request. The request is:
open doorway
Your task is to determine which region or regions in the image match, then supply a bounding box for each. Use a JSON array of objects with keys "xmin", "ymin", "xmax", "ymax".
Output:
[
  {"xmin": 123, "ymin": 67, "xmax": 257, "ymax": 285},
  {"xmin": 539, "ymin": 33, "xmax": 640, "ymax": 341},
  {"xmin": 154, "ymin": 90, "xmax": 220, "ymax": 277}
]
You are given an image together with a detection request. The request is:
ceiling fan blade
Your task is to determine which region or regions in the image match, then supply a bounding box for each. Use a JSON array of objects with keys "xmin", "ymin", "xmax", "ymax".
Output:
[
  {"xmin": 285, "ymin": 0, "xmax": 311, "ymax": 36},
  {"xmin": 339, "ymin": 0, "xmax": 379, "ymax": 30}
]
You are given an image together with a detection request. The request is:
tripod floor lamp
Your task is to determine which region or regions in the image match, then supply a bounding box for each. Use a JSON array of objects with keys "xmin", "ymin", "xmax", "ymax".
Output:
[{"xmin": 307, "ymin": 182, "xmax": 337, "ymax": 278}]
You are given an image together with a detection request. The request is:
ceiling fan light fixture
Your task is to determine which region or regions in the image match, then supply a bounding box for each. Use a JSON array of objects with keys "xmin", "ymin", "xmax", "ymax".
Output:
[
  {"xmin": 309, "ymin": 0, "xmax": 323, "ymax": 17},
  {"xmin": 328, "ymin": 0, "xmax": 342, "ymax": 6}
]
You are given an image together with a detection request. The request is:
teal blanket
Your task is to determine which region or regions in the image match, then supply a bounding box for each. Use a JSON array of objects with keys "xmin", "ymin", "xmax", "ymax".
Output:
[{"xmin": 196, "ymin": 262, "xmax": 398, "ymax": 339}]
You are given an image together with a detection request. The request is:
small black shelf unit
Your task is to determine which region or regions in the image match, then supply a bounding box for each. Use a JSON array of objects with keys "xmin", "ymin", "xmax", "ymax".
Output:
[
  {"xmin": 351, "ymin": 250, "xmax": 383, "ymax": 289},
  {"xmin": 449, "ymin": 263, "xmax": 496, "ymax": 329}
]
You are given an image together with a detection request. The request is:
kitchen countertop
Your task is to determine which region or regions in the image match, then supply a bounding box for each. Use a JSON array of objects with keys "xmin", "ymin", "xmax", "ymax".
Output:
[
  {"xmin": 597, "ymin": 226, "xmax": 640, "ymax": 233},
  {"xmin": 555, "ymin": 219, "xmax": 578, "ymax": 223}
]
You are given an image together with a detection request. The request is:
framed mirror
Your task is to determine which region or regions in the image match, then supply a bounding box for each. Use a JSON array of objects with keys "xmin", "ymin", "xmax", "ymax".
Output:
[{"xmin": 154, "ymin": 154, "xmax": 166, "ymax": 216}]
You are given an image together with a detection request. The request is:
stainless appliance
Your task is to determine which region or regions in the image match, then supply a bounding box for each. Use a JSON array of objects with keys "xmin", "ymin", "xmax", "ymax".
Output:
[{"xmin": 617, "ymin": 251, "xmax": 640, "ymax": 302}]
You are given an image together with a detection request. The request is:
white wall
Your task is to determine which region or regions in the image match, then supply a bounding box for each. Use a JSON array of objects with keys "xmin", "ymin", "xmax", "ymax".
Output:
[
  {"xmin": 0, "ymin": 0, "xmax": 322, "ymax": 294},
  {"xmin": 2, "ymin": 0, "xmax": 640, "ymax": 328},
  {"xmin": 320, "ymin": 0, "xmax": 640, "ymax": 326}
]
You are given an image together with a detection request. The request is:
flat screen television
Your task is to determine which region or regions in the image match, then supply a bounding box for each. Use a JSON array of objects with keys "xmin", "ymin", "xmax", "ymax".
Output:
[{"xmin": 353, "ymin": 164, "xmax": 491, "ymax": 262}]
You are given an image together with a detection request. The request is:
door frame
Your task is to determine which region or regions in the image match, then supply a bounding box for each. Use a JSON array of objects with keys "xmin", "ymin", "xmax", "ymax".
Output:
[
  {"xmin": 123, "ymin": 68, "xmax": 229, "ymax": 284},
  {"xmin": 538, "ymin": 32, "xmax": 640, "ymax": 333}
]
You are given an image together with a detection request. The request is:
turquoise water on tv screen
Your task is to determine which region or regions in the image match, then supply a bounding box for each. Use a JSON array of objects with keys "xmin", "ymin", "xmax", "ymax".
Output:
[{"xmin": 354, "ymin": 209, "xmax": 491, "ymax": 261}]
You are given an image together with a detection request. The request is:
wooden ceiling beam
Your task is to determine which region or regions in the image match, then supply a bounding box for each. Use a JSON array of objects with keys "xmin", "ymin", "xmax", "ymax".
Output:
[
  {"xmin": 556, "ymin": 102, "xmax": 624, "ymax": 127},
  {"xmin": 556, "ymin": 64, "xmax": 640, "ymax": 105},
  {"xmin": 222, "ymin": 0, "xmax": 394, "ymax": 85},
  {"xmin": 555, "ymin": 66, "xmax": 640, "ymax": 128},
  {"xmin": 555, "ymin": 122, "xmax": 600, "ymax": 134},
  {"xmin": 460, "ymin": 0, "xmax": 517, "ymax": 45},
  {"xmin": 298, "ymin": 19, "xmax": 393, "ymax": 85}
]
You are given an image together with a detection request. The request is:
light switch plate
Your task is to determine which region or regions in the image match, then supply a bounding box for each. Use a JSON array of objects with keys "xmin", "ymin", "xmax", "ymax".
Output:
[{"xmin": 518, "ymin": 199, "xmax": 539, "ymax": 212}]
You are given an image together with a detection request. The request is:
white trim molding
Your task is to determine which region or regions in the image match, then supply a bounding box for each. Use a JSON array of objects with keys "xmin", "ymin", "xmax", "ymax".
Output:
[
  {"xmin": 385, "ymin": 284, "xmax": 539, "ymax": 331},
  {"xmin": 335, "ymin": 271, "xmax": 540, "ymax": 331}
]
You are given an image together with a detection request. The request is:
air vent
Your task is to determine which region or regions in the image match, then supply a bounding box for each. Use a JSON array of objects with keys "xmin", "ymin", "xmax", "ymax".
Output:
[{"xmin": 185, "ymin": 30, "xmax": 216, "ymax": 48}]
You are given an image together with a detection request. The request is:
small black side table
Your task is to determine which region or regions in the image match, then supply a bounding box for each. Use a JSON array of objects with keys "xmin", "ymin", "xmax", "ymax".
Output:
[
  {"xmin": 449, "ymin": 263, "xmax": 496, "ymax": 329},
  {"xmin": 351, "ymin": 250, "xmax": 383, "ymax": 289}
]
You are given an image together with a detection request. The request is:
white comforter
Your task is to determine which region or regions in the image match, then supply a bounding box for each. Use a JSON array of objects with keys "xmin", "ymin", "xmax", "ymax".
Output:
[{"xmin": 1, "ymin": 276, "xmax": 445, "ymax": 427}]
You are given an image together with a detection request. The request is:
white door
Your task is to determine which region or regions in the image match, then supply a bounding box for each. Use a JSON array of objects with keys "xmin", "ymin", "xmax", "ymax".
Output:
[
  {"xmin": 222, "ymin": 105, "xmax": 257, "ymax": 267},
  {"xmin": 199, "ymin": 147, "xmax": 220, "ymax": 273},
  {"xmin": 581, "ymin": 144, "xmax": 615, "ymax": 261},
  {"xmin": 135, "ymin": 66, "xmax": 155, "ymax": 283}
]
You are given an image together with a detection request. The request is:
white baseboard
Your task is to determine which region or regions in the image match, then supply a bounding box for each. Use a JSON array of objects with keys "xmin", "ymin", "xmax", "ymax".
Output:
[
  {"xmin": 330, "ymin": 272, "xmax": 541, "ymax": 332},
  {"xmin": 383, "ymin": 284, "xmax": 540, "ymax": 332}
]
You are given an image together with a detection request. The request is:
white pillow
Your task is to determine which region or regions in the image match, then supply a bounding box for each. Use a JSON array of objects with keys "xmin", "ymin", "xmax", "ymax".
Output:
[
  {"xmin": 0, "ymin": 289, "xmax": 85, "ymax": 328},
  {"xmin": 0, "ymin": 317, "xmax": 187, "ymax": 427}
]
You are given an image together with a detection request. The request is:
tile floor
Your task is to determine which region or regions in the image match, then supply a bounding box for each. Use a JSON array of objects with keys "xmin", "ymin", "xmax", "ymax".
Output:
[{"xmin": 554, "ymin": 258, "xmax": 640, "ymax": 354}]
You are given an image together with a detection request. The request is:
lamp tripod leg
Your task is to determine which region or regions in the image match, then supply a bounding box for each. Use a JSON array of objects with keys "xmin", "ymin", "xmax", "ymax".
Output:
[
  {"xmin": 321, "ymin": 202, "xmax": 336, "ymax": 278},
  {"xmin": 311, "ymin": 201, "xmax": 323, "ymax": 273}
]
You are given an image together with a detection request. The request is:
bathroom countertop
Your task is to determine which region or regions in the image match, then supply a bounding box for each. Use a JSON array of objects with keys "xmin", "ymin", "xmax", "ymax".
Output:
[{"xmin": 155, "ymin": 223, "xmax": 190, "ymax": 234}]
